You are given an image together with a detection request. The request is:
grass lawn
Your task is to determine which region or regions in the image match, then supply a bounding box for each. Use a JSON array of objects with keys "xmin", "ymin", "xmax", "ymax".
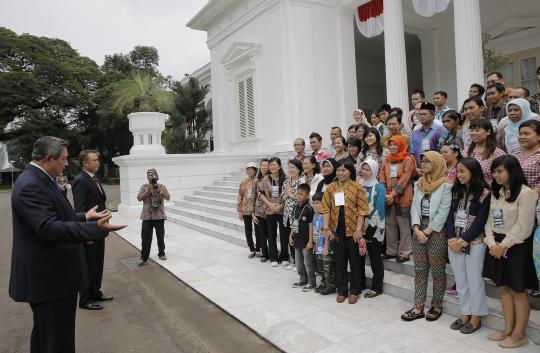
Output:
[{"xmin": 0, "ymin": 185, "xmax": 12, "ymax": 192}]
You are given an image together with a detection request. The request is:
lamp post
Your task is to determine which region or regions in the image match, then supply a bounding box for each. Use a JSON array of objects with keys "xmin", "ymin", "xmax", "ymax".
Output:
[{"xmin": 9, "ymin": 160, "xmax": 15, "ymax": 189}]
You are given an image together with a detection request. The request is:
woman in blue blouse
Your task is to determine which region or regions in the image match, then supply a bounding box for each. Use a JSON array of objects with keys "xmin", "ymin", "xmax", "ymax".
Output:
[
  {"xmin": 359, "ymin": 159, "xmax": 386, "ymax": 298},
  {"xmin": 446, "ymin": 157, "xmax": 490, "ymax": 334}
]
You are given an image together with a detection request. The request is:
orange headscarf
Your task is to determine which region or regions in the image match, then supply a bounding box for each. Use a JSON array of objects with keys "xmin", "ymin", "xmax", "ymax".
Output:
[
  {"xmin": 386, "ymin": 135, "xmax": 409, "ymax": 163},
  {"xmin": 416, "ymin": 151, "xmax": 453, "ymax": 194}
]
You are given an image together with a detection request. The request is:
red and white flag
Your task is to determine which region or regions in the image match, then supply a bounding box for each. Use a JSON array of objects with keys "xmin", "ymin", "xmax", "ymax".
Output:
[{"xmin": 355, "ymin": 0, "xmax": 384, "ymax": 38}]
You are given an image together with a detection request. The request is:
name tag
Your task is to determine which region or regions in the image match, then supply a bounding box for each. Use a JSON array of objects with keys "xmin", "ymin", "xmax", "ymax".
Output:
[
  {"xmin": 506, "ymin": 136, "xmax": 520, "ymax": 154},
  {"xmin": 271, "ymin": 185, "xmax": 279, "ymax": 198},
  {"xmin": 316, "ymin": 236, "xmax": 325, "ymax": 255},
  {"xmin": 390, "ymin": 164, "xmax": 398, "ymax": 178},
  {"xmin": 490, "ymin": 119, "xmax": 498, "ymax": 131},
  {"xmin": 422, "ymin": 137, "xmax": 430, "ymax": 152},
  {"xmin": 334, "ymin": 192, "xmax": 345, "ymax": 206},
  {"xmin": 292, "ymin": 219, "xmax": 299, "ymax": 233},
  {"xmin": 247, "ymin": 188, "xmax": 252, "ymax": 198},
  {"xmin": 455, "ymin": 209, "xmax": 468, "ymax": 228},
  {"xmin": 421, "ymin": 198, "xmax": 430, "ymax": 216},
  {"xmin": 492, "ymin": 209, "xmax": 504, "ymax": 228}
]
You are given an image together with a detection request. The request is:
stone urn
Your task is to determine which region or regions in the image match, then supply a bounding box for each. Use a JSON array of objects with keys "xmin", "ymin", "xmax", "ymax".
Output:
[{"xmin": 128, "ymin": 112, "xmax": 169, "ymax": 155}]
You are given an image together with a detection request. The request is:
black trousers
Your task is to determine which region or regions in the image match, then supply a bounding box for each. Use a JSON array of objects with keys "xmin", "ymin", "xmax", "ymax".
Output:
[
  {"xmin": 365, "ymin": 232, "xmax": 384, "ymax": 292},
  {"xmin": 256, "ymin": 217, "xmax": 269, "ymax": 258},
  {"xmin": 30, "ymin": 295, "xmax": 77, "ymax": 353},
  {"xmin": 334, "ymin": 208, "xmax": 364, "ymax": 296},
  {"xmin": 283, "ymin": 224, "xmax": 295, "ymax": 263},
  {"xmin": 266, "ymin": 214, "xmax": 288, "ymax": 262},
  {"xmin": 141, "ymin": 219, "xmax": 165, "ymax": 261},
  {"xmin": 79, "ymin": 239, "xmax": 105, "ymax": 306},
  {"xmin": 242, "ymin": 215, "xmax": 256, "ymax": 252}
]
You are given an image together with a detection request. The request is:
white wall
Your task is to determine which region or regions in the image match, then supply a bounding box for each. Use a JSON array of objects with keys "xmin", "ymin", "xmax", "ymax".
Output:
[{"xmin": 206, "ymin": 0, "xmax": 357, "ymax": 153}]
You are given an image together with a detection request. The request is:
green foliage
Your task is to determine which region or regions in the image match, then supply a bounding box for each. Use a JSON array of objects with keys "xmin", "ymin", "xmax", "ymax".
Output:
[
  {"xmin": 163, "ymin": 76, "xmax": 212, "ymax": 153},
  {"xmin": 108, "ymin": 72, "xmax": 172, "ymax": 114},
  {"xmin": 482, "ymin": 33, "xmax": 509, "ymax": 74}
]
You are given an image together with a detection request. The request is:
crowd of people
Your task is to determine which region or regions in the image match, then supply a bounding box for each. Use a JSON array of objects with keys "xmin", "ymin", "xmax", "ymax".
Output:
[{"xmin": 236, "ymin": 69, "xmax": 540, "ymax": 349}]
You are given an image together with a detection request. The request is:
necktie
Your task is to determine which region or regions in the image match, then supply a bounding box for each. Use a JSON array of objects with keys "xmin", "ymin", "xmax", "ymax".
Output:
[{"xmin": 92, "ymin": 176, "xmax": 103, "ymax": 194}]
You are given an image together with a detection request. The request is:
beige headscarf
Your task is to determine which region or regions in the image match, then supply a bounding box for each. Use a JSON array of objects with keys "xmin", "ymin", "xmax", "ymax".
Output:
[{"xmin": 416, "ymin": 151, "xmax": 452, "ymax": 194}]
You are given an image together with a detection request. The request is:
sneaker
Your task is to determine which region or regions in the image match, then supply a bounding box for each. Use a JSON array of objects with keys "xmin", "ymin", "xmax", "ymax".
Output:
[
  {"xmin": 282, "ymin": 261, "xmax": 290, "ymax": 266},
  {"xmin": 291, "ymin": 266, "xmax": 296, "ymax": 272},
  {"xmin": 292, "ymin": 281, "xmax": 307, "ymax": 288},
  {"xmin": 446, "ymin": 285, "xmax": 458, "ymax": 296},
  {"xmin": 158, "ymin": 255, "xmax": 167, "ymax": 261},
  {"xmin": 286, "ymin": 264, "xmax": 295, "ymax": 270},
  {"xmin": 302, "ymin": 284, "xmax": 316, "ymax": 292},
  {"xmin": 271, "ymin": 261, "xmax": 279, "ymax": 267},
  {"xmin": 248, "ymin": 252, "xmax": 256, "ymax": 259}
]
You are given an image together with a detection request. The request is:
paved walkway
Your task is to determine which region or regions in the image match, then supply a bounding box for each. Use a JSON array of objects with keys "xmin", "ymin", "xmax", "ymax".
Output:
[{"xmin": 112, "ymin": 213, "xmax": 539, "ymax": 353}]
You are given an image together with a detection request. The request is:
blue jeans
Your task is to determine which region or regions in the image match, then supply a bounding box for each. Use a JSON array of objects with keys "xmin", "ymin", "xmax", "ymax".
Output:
[{"xmin": 295, "ymin": 247, "xmax": 316, "ymax": 286}]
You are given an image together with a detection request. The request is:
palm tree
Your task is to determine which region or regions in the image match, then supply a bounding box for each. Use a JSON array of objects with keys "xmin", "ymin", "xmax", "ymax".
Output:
[{"xmin": 109, "ymin": 72, "xmax": 172, "ymax": 114}]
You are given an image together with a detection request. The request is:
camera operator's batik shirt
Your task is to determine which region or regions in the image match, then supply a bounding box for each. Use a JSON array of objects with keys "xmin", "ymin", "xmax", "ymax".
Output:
[{"xmin": 139, "ymin": 183, "xmax": 168, "ymax": 220}]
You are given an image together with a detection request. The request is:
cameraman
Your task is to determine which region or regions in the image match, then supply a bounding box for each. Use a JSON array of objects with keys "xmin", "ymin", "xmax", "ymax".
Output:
[{"xmin": 137, "ymin": 168, "xmax": 170, "ymax": 266}]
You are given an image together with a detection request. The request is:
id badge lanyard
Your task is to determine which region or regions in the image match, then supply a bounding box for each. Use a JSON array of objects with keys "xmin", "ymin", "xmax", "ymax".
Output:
[
  {"xmin": 455, "ymin": 194, "xmax": 470, "ymax": 237},
  {"xmin": 292, "ymin": 204, "xmax": 307, "ymax": 233}
]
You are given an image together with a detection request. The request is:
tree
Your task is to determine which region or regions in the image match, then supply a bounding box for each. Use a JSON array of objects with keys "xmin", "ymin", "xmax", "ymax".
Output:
[
  {"xmin": 482, "ymin": 33, "xmax": 509, "ymax": 74},
  {"xmin": 0, "ymin": 27, "xmax": 101, "ymax": 160},
  {"xmin": 163, "ymin": 76, "xmax": 212, "ymax": 153}
]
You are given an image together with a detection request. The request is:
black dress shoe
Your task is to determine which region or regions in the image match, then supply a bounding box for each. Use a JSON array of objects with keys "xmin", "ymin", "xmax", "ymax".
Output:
[
  {"xmin": 80, "ymin": 303, "xmax": 103, "ymax": 310},
  {"xmin": 96, "ymin": 294, "xmax": 114, "ymax": 301},
  {"xmin": 381, "ymin": 254, "xmax": 397, "ymax": 260}
]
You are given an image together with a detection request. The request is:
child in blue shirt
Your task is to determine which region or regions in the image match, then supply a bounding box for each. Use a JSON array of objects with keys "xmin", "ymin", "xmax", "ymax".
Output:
[{"xmin": 312, "ymin": 192, "xmax": 336, "ymax": 295}]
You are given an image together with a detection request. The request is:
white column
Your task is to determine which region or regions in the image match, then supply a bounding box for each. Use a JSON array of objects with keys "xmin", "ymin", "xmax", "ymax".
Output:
[
  {"xmin": 383, "ymin": 0, "xmax": 409, "ymax": 110},
  {"xmin": 454, "ymin": 0, "xmax": 484, "ymax": 107}
]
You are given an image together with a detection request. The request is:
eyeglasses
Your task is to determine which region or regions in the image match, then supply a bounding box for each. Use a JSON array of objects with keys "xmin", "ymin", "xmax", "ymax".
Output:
[{"xmin": 420, "ymin": 159, "xmax": 431, "ymax": 165}]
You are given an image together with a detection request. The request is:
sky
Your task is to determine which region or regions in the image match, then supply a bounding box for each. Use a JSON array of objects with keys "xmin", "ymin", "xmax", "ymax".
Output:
[{"xmin": 0, "ymin": 0, "xmax": 211, "ymax": 80}]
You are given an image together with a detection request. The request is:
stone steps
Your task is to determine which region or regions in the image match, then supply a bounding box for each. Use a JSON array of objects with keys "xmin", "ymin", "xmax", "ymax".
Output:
[
  {"xmin": 165, "ymin": 172, "xmax": 540, "ymax": 345},
  {"xmin": 364, "ymin": 267, "xmax": 540, "ymax": 344}
]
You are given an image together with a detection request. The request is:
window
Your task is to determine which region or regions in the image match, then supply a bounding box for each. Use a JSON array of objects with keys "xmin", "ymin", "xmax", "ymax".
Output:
[
  {"xmin": 236, "ymin": 74, "xmax": 256, "ymax": 139},
  {"xmin": 520, "ymin": 57, "xmax": 537, "ymax": 93},
  {"xmin": 500, "ymin": 63, "xmax": 514, "ymax": 88}
]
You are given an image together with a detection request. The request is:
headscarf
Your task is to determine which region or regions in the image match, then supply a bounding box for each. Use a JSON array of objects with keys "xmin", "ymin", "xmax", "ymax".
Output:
[
  {"xmin": 360, "ymin": 158, "xmax": 379, "ymax": 187},
  {"xmin": 316, "ymin": 158, "xmax": 337, "ymax": 192},
  {"xmin": 416, "ymin": 151, "xmax": 452, "ymax": 194},
  {"xmin": 386, "ymin": 135, "xmax": 409, "ymax": 163},
  {"xmin": 505, "ymin": 98, "xmax": 531, "ymax": 150}
]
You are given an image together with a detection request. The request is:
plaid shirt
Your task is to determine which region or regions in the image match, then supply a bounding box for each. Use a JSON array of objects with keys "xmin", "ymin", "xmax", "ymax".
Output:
[
  {"xmin": 483, "ymin": 103, "xmax": 506, "ymax": 126},
  {"xmin": 515, "ymin": 149, "xmax": 540, "ymax": 189},
  {"xmin": 529, "ymin": 93, "xmax": 539, "ymax": 114}
]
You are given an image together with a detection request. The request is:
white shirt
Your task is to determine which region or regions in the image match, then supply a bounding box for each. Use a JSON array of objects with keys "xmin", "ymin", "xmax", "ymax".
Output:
[{"xmin": 30, "ymin": 161, "xmax": 54, "ymax": 181}]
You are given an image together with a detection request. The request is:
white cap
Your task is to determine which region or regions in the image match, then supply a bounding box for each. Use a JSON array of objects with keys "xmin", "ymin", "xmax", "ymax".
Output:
[{"xmin": 246, "ymin": 162, "xmax": 258, "ymax": 170}]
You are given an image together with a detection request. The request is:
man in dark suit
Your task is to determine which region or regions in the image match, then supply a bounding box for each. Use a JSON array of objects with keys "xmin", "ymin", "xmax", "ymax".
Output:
[
  {"xmin": 9, "ymin": 136, "xmax": 126, "ymax": 353},
  {"xmin": 72, "ymin": 150, "xmax": 113, "ymax": 310}
]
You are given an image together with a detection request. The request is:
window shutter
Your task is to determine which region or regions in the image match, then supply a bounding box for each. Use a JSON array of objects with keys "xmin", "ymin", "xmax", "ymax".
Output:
[
  {"xmin": 238, "ymin": 79, "xmax": 247, "ymax": 138},
  {"xmin": 246, "ymin": 76, "xmax": 255, "ymax": 137}
]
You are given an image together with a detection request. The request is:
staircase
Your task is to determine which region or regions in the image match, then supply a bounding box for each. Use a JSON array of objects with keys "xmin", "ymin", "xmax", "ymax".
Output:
[{"xmin": 165, "ymin": 171, "xmax": 540, "ymax": 344}]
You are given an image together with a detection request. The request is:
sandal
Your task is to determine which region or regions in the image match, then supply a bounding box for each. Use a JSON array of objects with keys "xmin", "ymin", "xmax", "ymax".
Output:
[
  {"xmin": 450, "ymin": 317, "xmax": 469, "ymax": 330},
  {"xmin": 460, "ymin": 321, "xmax": 481, "ymax": 334},
  {"xmin": 425, "ymin": 307, "xmax": 442, "ymax": 321},
  {"xmin": 401, "ymin": 308, "xmax": 425, "ymax": 321}
]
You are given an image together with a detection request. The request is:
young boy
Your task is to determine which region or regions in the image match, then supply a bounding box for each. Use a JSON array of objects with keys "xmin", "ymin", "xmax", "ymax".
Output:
[
  {"xmin": 289, "ymin": 183, "xmax": 316, "ymax": 291},
  {"xmin": 312, "ymin": 192, "xmax": 336, "ymax": 295}
]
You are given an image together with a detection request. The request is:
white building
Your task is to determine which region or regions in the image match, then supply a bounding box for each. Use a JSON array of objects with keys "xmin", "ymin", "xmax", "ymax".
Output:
[
  {"xmin": 186, "ymin": 0, "xmax": 540, "ymax": 153},
  {"xmin": 114, "ymin": 0, "xmax": 540, "ymax": 216}
]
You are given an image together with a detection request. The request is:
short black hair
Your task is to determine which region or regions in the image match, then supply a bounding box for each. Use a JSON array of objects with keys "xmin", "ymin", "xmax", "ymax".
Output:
[
  {"xmin": 463, "ymin": 95, "xmax": 485, "ymax": 108},
  {"xmin": 520, "ymin": 119, "xmax": 540, "ymax": 135},
  {"xmin": 470, "ymin": 83, "xmax": 485, "ymax": 96},
  {"xmin": 309, "ymin": 132, "xmax": 322, "ymax": 141},
  {"xmin": 312, "ymin": 192, "xmax": 323, "ymax": 202},
  {"xmin": 377, "ymin": 104, "xmax": 391, "ymax": 113},
  {"xmin": 297, "ymin": 183, "xmax": 311, "ymax": 194},
  {"xmin": 348, "ymin": 124, "xmax": 358, "ymax": 132},
  {"xmin": 412, "ymin": 89, "xmax": 425, "ymax": 98},
  {"xmin": 347, "ymin": 136, "xmax": 362, "ymax": 149},
  {"xmin": 515, "ymin": 87, "xmax": 530, "ymax": 98},
  {"xmin": 442, "ymin": 110, "xmax": 461, "ymax": 123},
  {"xmin": 389, "ymin": 107, "xmax": 403, "ymax": 117},
  {"xmin": 294, "ymin": 138, "xmax": 306, "ymax": 146},
  {"xmin": 336, "ymin": 159, "xmax": 357, "ymax": 181},
  {"xmin": 486, "ymin": 82, "xmax": 505, "ymax": 94},
  {"xmin": 490, "ymin": 155, "xmax": 527, "ymax": 203},
  {"xmin": 487, "ymin": 71, "xmax": 503, "ymax": 79},
  {"xmin": 331, "ymin": 127, "xmax": 342, "ymax": 134},
  {"xmin": 434, "ymin": 90, "xmax": 448, "ymax": 98},
  {"xmin": 387, "ymin": 113, "xmax": 402, "ymax": 124}
]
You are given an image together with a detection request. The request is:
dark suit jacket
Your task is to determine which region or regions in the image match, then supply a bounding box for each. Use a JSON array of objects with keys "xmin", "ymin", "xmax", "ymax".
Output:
[
  {"xmin": 9, "ymin": 165, "xmax": 106, "ymax": 303},
  {"xmin": 72, "ymin": 171, "xmax": 107, "ymax": 213}
]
